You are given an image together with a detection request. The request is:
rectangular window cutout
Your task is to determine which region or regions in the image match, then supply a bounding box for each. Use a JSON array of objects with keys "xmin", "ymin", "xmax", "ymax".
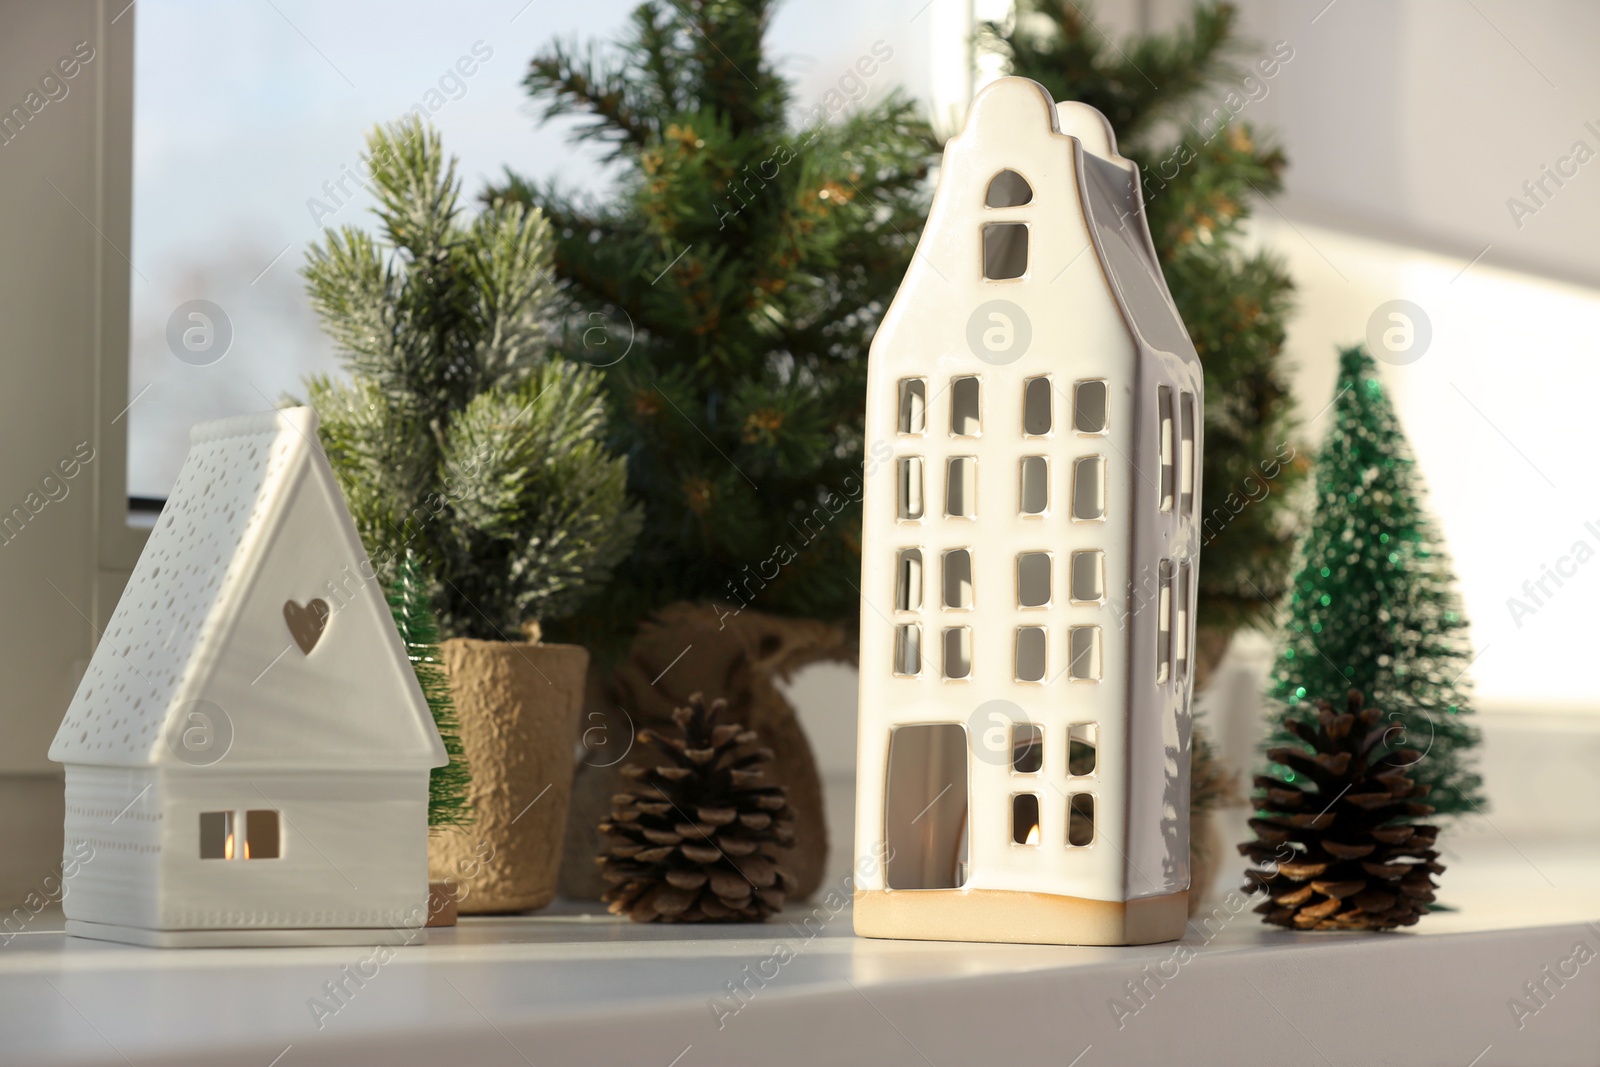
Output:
[
  {"xmin": 983, "ymin": 222, "xmax": 1029, "ymax": 280},
  {"xmin": 894, "ymin": 623, "xmax": 922, "ymax": 676},
  {"xmin": 950, "ymin": 376, "xmax": 981, "ymax": 436},
  {"xmin": 885, "ymin": 724, "xmax": 969, "ymax": 889},
  {"xmin": 1015, "ymin": 626, "xmax": 1047, "ymax": 682},
  {"xmin": 895, "ymin": 549, "xmax": 923, "ymax": 612},
  {"xmin": 1074, "ymin": 379, "xmax": 1108, "ymax": 434},
  {"xmin": 942, "ymin": 549, "xmax": 973, "ymax": 610},
  {"xmin": 1068, "ymin": 723, "xmax": 1097, "ymax": 776},
  {"xmin": 1019, "ymin": 456, "xmax": 1049, "ymax": 515},
  {"xmin": 1158, "ymin": 387, "xmax": 1174, "ymax": 513},
  {"xmin": 942, "ymin": 627, "xmax": 972, "ymax": 680},
  {"xmin": 1156, "ymin": 559, "xmax": 1173, "ymax": 685},
  {"xmin": 199, "ymin": 811, "xmax": 234, "ymax": 860},
  {"xmin": 945, "ymin": 457, "xmax": 976, "ymax": 518},
  {"xmin": 1017, "ymin": 552, "xmax": 1051, "ymax": 608},
  {"xmin": 1176, "ymin": 559, "xmax": 1191, "ymax": 682},
  {"xmin": 897, "ymin": 457, "xmax": 924, "ymax": 520},
  {"xmin": 898, "ymin": 378, "xmax": 927, "ymax": 435},
  {"xmin": 1023, "ymin": 376, "xmax": 1052, "ymax": 435},
  {"xmin": 1068, "ymin": 625, "xmax": 1101, "ymax": 681},
  {"xmin": 1180, "ymin": 392, "xmax": 1196, "ymax": 516},
  {"xmin": 1012, "ymin": 723, "xmax": 1043, "ymax": 774},
  {"xmin": 1070, "ymin": 550, "xmax": 1104, "ymax": 603},
  {"xmin": 1072, "ymin": 455, "xmax": 1106, "ymax": 521},
  {"xmin": 244, "ymin": 810, "xmax": 281, "ymax": 860},
  {"xmin": 1012, "ymin": 793, "xmax": 1042, "ymax": 845},
  {"xmin": 1067, "ymin": 793, "xmax": 1095, "ymax": 847}
]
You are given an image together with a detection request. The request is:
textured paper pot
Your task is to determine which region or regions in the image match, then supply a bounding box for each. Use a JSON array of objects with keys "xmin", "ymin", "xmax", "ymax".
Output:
[{"xmin": 429, "ymin": 639, "xmax": 587, "ymax": 914}]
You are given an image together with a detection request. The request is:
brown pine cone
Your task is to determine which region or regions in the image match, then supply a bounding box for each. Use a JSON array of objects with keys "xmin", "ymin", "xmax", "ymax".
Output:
[
  {"xmin": 598, "ymin": 692, "xmax": 796, "ymax": 922},
  {"xmin": 1239, "ymin": 689, "xmax": 1445, "ymax": 931}
]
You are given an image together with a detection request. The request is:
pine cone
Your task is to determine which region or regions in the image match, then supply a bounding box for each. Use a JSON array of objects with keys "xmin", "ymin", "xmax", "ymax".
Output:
[
  {"xmin": 1238, "ymin": 690, "xmax": 1444, "ymax": 931},
  {"xmin": 598, "ymin": 693, "xmax": 796, "ymax": 922}
]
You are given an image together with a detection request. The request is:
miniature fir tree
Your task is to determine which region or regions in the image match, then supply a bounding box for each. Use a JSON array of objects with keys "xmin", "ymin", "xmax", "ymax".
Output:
[
  {"xmin": 1265, "ymin": 347, "xmax": 1483, "ymax": 816},
  {"xmin": 492, "ymin": 0, "xmax": 934, "ymax": 648},
  {"xmin": 987, "ymin": 1, "xmax": 1304, "ymax": 652},
  {"xmin": 304, "ymin": 118, "xmax": 640, "ymax": 640},
  {"xmin": 388, "ymin": 551, "xmax": 472, "ymax": 831}
]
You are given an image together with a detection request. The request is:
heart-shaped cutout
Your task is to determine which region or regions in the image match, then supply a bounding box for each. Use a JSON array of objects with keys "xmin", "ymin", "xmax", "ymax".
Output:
[{"xmin": 283, "ymin": 598, "xmax": 330, "ymax": 654}]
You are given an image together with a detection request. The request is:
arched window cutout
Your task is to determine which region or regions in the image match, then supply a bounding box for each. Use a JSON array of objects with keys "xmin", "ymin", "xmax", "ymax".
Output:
[{"xmin": 986, "ymin": 169, "xmax": 1033, "ymax": 207}]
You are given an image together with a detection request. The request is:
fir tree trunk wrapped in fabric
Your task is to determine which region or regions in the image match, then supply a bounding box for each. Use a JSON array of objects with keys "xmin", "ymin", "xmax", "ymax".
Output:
[
  {"xmin": 303, "ymin": 119, "xmax": 641, "ymax": 912},
  {"xmin": 1265, "ymin": 346, "xmax": 1484, "ymax": 817},
  {"xmin": 493, "ymin": 0, "xmax": 935, "ymax": 900}
]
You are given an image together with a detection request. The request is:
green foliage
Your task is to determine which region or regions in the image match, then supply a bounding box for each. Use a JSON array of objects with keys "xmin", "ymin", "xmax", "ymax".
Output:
[
  {"xmin": 1265, "ymin": 347, "xmax": 1483, "ymax": 816},
  {"xmin": 388, "ymin": 551, "xmax": 472, "ymax": 831},
  {"xmin": 987, "ymin": 1, "xmax": 1304, "ymax": 640},
  {"xmin": 491, "ymin": 0, "xmax": 936, "ymax": 650},
  {"xmin": 303, "ymin": 117, "xmax": 640, "ymax": 640}
]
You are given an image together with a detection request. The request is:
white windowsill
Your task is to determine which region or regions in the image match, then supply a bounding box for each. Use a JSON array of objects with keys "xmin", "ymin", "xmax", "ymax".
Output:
[{"xmin": 2, "ymin": 835, "xmax": 1596, "ymax": 1066}]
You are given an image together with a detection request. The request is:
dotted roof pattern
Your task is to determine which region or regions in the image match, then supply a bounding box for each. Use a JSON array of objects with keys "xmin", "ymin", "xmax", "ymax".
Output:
[{"xmin": 49, "ymin": 410, "xmax": 311, "ymax": 766}]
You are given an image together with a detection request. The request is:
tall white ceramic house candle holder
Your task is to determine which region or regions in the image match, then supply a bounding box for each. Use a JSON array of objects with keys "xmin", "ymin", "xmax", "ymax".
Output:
[
  {"xmin": 49, "ymin": 408, "xmax": 446, "ymax": 948},
  {"xmin": 853, "ymin": 77, "xmax": 1203, "ymax": 947}
]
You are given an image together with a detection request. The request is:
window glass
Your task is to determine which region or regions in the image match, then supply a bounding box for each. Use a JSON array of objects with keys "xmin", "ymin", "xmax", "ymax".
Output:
[{"xmin": 129, "ymin": 1, "xmax": 932, "ymax": 496}]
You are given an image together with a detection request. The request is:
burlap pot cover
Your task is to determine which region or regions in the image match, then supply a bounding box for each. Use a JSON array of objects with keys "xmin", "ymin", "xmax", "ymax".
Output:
[{"xmin": 429, "ymin": 639, "xmax": 587, "ymax": 914}]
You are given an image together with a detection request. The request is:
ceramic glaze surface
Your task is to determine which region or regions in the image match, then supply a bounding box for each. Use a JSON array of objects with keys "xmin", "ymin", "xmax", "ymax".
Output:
[
  {"xmin": 51, "ymin": 408, "xmax": 445, "ymax": 770},
  {"xmin": 854, "ymin": 78, "xmax": 1202, "ymax": 935},
  {"xmin": 49, "ymin": 408, "xmax": 445, "ymax": 942}
]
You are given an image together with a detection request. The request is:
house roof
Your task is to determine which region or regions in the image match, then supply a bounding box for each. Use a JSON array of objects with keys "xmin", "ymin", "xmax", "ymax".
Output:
[
  {"xmin": 938, "ymin": 78, "xmax": 1199, "ymax": 366},
  {"xmin": 49, "ymin": 408, "xmax": 445, "ymax": 770},
  {"xmin": 1069, "ymin": 105, "xmax": 1197, "ymax": 363}
]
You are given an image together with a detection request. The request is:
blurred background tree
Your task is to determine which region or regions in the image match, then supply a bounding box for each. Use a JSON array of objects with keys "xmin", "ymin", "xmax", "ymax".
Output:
[
  {"xmin": 388, "ymin": 550, "xmax": 473, "ymax": 831},
  {"xmin": 492, "ymin": 0, "xmax": 936, "ymax": 653},
  {"xmin": 987, "ymin": 0, "xmax": 1306, "ymax": 681}
]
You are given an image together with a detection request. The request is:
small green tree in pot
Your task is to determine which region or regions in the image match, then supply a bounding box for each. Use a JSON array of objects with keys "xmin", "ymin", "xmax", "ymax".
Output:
[{"xmin": 303, "ymin": 118, "xmax": 641, "ymax": 913}]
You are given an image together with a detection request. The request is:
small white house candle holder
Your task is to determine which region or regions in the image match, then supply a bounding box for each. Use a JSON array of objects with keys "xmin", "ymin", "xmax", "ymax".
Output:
[
  {"xmin": 853, "ymin": 78, "xmax": 1203, "ymax": 946},
  {"xmin": 50, "ymin": 407, "xmax": 446, "ymax": 947}
]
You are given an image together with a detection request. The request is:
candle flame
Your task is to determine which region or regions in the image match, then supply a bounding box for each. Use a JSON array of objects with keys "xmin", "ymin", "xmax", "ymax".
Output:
[
  {"xmin": 224, "ymin": 830, "xmax": 235, "ymax": 860},
  {"xmin": 1025, "ymin": 823, "xmax": 1040, "ymax": 846}
]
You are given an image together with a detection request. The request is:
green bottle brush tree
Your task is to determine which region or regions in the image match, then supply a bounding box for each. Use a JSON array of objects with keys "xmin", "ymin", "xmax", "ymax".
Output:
[
  {"xmin": 387, "ymin": 551, "xmax": 472, "ymax": 831},
  {"xmin": 1265, "ymin": 347, "xmax": 1483, "ymax": 816}
]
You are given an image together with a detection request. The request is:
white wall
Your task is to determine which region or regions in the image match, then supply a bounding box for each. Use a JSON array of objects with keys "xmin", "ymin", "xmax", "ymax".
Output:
[
  {"xmin": 1131, "ymin": 0, "xmax": 1600, "ymax": 288},
  {"xmin": 1254, "ymin": 219, "xmax": 1600, "ymax": 714}
]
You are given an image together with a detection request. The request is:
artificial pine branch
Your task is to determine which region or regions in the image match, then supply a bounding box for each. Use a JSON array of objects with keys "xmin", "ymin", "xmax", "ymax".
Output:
[
  {"xmin": 303, "ymin": 117, "xmax": 641, "ymax": 640},
  {"xmin": 493, "ymin": 1, "xmax": 933, "ymax": 652},
  {"xmin": 388, "ymin": 551, "xmax": 472, "ymax": 830}
]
